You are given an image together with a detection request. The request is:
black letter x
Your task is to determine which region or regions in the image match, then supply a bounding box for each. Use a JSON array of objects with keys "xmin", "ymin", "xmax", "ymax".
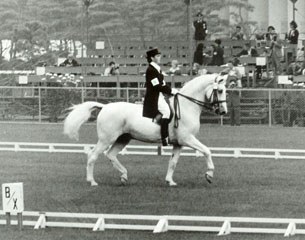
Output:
[{"xmin": 13, "ymin": 199, "xmax": 17, "ymax": 210}]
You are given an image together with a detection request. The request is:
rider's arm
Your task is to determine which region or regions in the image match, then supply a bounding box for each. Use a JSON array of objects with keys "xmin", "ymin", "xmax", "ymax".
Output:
[
  {"xmin": 147, "ymin": 68, "xmax": 172, "ymax": 95},
  {"xmin": 151, "ymin": 77, "xmax": 172, "ymax": 95}
]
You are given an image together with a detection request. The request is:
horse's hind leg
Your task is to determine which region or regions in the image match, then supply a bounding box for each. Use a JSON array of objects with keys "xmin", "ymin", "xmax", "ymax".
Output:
[
  {"xmin": 105, "ymin": 134, "xmax": 131, "ymax": 184},
  {"xmin": 87, "ymin": 140, "xmax": 110, "ymax": 186}
]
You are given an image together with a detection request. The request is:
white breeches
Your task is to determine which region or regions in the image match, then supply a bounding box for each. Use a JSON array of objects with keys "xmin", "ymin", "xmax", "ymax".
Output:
[{"xmin": 158, "ymin": 93, "xmax": 170, "ymax": 119}]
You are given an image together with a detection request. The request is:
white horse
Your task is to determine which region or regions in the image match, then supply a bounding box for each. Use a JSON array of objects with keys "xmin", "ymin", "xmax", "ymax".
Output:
[{"xmin": 64, "ymin": 73, "xmax": 228, "ymax": 186}]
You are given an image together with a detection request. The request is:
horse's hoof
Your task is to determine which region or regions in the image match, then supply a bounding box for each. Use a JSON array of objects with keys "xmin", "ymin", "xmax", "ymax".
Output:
[
  {"xmin": 166, "ymin": 180, "xmax": 177, "ymax": 187},
  {"xmin": 87, "ymin": 178, "xmax": 98, "ymax": 186},
  {"xmin": 91, "ymin": 181, "xmax": 98, "ymax": 186},
  {"xmin": 205, "ymin": 173, "xmax": 213, "ymax": 184},
  {"xmin": 120, "ymin": 174, "xmax": 128, "ymax": 185}
]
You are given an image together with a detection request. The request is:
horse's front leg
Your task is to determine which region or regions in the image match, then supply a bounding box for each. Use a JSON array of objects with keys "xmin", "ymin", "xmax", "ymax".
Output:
[
  {"xmin": 165, "ymin": 144, "xmax": 182, "ymax": 186},
  {"xmin": 183, "ymin": 135, "xmax": 214, "ymax": 184}
]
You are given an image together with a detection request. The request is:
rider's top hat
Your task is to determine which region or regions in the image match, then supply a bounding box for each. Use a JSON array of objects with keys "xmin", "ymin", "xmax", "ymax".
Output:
[{"xmin": 146, "ymin": 48, "xmax": 161, "ymax": 60}]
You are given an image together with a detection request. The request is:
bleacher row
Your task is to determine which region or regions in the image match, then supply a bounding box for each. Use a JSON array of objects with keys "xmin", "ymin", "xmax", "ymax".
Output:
[
  {"xmin": 26, "ymin": 57, "xmax": 265, "ymax": 88},
  {"xmin": 88, "ymin": 39, "xmax": 257, "ymax": 56},
  {"xmin": 84, "ymin": 39, "xmax": 258, "ymax": 67},
  {"xmin": 15, "ymin": 39, "xmax": 305, "ymax": 88}
]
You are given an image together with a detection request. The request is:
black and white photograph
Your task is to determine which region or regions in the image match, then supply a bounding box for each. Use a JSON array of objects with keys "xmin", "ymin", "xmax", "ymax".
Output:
[{"xmin": 0, "ymin": 0, "xmax": 305, "ymax": 239}]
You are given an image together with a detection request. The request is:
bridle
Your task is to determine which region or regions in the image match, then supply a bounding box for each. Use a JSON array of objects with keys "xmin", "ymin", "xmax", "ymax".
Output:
[
  {"xmin": 207, "ymin": 82, "xmax": 227, "ymax": 113},
  {"xmin": 173, "ymin": 79, "xmax": 226, "ymax": 128}
]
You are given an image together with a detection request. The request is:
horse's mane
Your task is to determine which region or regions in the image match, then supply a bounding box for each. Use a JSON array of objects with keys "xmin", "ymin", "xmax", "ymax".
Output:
[{"xmin": 180, "ymin": 74, "xmax": 217, "ymax": 94}]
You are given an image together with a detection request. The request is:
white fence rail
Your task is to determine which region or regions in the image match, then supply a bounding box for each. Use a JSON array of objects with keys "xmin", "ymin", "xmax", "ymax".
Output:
[
  {"xmin": 1, "ymin": 141, "xmax": 305, "ymax": 159},
  {"xmin": 1, "ymin": 210, "xmax": 305, "ymax": 236}
]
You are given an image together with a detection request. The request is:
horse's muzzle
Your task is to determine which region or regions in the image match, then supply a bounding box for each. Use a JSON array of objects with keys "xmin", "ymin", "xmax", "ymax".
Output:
[
  {"xmin": 215, "ymin": 107, "xmax": 227, "ymax": 115},
  {"xmin": 220, "ymin": 111, "xmax": 226, "ymax": 115},
  {"xmin": 215, "ymin": 108, "xmax": 226, "ymax": 115}
]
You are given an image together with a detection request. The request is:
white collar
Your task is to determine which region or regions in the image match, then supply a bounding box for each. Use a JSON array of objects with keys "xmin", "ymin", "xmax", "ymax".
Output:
[{"xmin": 150, "ymin": 62, "xmax": 161, "ymax": 73}]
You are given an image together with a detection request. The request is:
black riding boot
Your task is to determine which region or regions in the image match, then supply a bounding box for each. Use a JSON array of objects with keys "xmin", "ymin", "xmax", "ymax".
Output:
[{"xmin": 160, "ymin": 118, "xmax": 170, "ymax": 146}]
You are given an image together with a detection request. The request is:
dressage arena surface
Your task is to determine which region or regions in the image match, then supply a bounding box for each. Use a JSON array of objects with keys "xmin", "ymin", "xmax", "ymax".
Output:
[{"xmin": 1, "ymin": 122, "xmax": 305, "ymax": 240}]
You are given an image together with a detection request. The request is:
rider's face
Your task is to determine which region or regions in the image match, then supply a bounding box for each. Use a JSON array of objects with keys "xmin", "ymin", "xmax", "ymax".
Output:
[{"xmin": 152, "ymin": 54, "xmax": 161, "ymax": 64}]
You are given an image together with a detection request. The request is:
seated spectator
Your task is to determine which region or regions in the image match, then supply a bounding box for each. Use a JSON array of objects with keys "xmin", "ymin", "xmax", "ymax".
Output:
[
  {"xmin": 235, "ymin": 42, "xmax": 258, "ymax": 57},
  {"xmin": 104, "ymin": 61, "xmax": 120, "ymax": 76},
  {"xmin": 188, "ymin": 63, "xmax": 200, "ymax": 75},
  {"xmin": 60, "ymin": 53, "xmax": 80, "ymax": 67},
  {"xmin": 287, "ymin": 47, "xmax": 305, "ymax": 76},
  {"xmin": 221, "ymin": 60, "xmax": 243, "ymax": 84},
  {"xmin": 208, "ymin": 39, "xmax": 224, "ymax": 66},
  {"xmin": 166, "ymin": 59, "xmax": 181, "ymax": 75},
  {"xmin": 254, "ymin": 28, "xmax": 265, "ymax": 41},
  {"xmin": 296, "ymin": 47, "xmax": 305, "ymax": 62},
  {"xmin": 287, "ymin": 62, "xmax": 303, "ymax": 76},
  {"xmin": 231, "ymin": 25, "xmax": 244, "ymax": 40}
]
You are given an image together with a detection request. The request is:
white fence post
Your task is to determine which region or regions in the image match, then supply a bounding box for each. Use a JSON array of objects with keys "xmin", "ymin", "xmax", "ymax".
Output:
[
  {"xmin": 34, "ymin": 213, "xmax": 46, "ymax": 229},
  {"xmin": 234, "ymin": 149, "xmax": 241, "ymax": 158},
  {"xmin": 153, "ymin": 217, "xmax": 168, "ymax": 233},
  {"xmin": 218, "ymin": 220, "xmax": 231, "ymax": 236},
  {"xmin": 284, "ymin": 222, "xmax": 296, "ymax": 237},
  {"xmin": 93, "ymin": 216, "xmax": 105, "ymax": 231}
]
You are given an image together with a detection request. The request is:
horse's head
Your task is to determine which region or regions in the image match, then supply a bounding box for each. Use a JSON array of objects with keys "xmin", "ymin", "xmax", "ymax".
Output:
[{"xmin": 206, "ymin": 75, "xmax": 228, "ymax": 115}]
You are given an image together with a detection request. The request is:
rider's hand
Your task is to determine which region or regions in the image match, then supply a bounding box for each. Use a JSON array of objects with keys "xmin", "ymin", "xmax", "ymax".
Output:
[{"xmin": 171, "ymin": 88, "xmax": 179, "ymax": 95}]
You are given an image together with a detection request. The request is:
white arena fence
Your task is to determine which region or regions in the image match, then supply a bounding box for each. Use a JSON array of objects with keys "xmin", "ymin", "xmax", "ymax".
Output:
[
  {"xmin": 1, "ymin": 141, "xmax": 305, "ymax": 160},
  {"xmin": 0, "ymin": 210, "xmax": 305, "ymax": 236}
]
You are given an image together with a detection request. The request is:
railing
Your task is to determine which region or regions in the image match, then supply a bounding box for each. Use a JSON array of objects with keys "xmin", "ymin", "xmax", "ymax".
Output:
[
  {"xmin": 2, "ymin": 141, "xmax": 305, "ymax": 159},
  {"xmin": 0, "ymin": 86, "xmax": 305, "ymax": 127},
  {"xmin": 1, "ymin": 210, "xmax": 305, "ymax": 236}
]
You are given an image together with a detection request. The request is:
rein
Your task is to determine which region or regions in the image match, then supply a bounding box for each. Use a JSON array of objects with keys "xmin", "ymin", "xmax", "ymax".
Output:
[{"xmin": 173, "ymin": 90, "xmax": 226, "ymax": 128}]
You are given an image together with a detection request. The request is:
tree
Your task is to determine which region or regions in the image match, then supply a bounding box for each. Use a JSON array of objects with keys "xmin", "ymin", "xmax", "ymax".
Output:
[
  {"xmin": 0, "ymin": 0, "xmax": 257, "ymax": 69},
  {"xmin": 228, "ymin": 0, "xmax": 255, "ymax": 39}
]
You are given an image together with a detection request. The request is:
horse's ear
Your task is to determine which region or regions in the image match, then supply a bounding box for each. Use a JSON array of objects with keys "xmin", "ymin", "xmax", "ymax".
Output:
[
  {"xmin": 218, "ymin": 76, "xmax": 227, "ymax": 84},
  {"xmin": 215, "ymin": 74, "xmax": 228, "ymax": 87},
  {"xmin": 219, "ymin": 74, "xmax": 229, "ymax": 85}
]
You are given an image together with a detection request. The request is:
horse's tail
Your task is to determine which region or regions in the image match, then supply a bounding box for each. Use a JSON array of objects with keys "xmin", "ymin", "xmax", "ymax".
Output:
[{"xmin": 63, "ymin": 101, "xmax": 104, "ymax": 140}]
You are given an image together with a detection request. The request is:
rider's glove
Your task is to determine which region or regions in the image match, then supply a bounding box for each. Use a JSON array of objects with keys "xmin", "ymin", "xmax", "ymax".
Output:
[{"xmin": 171, "ymin": 88, "xmax": 179, "ymax": 95}]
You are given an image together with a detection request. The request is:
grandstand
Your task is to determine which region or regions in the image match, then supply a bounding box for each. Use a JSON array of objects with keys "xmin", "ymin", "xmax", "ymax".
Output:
[{"xmin": 0, "ymin": 38, "xmax": 301, "ymax": 125}]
